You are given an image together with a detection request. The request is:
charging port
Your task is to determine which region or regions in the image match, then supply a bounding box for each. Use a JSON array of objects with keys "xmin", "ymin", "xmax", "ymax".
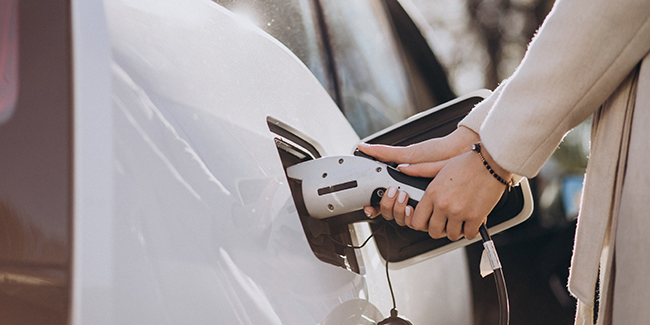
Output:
[{"xmin": 268, "ymin": 117, "xmax": 363, "ymax": 274}]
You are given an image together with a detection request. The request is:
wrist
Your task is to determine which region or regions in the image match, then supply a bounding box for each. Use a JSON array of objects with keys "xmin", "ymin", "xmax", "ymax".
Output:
[
  {"xmin": 447, "ymin": 126, "xmax": 480, "ymax": 155},
  {"xmin": 471, "ymin": 142, "xmax": 514, "ymax": 189}
]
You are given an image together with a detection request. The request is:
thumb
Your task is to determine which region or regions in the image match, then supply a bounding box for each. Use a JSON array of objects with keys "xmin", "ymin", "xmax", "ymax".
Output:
[{"xmin": 397, "ymin": 160, "xmax": 448, "ymax": 178}]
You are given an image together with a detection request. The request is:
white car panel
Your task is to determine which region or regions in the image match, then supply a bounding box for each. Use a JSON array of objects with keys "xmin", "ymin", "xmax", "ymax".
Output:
[{"xmin": 71, "ymin": 0, "xmax": 113, "ymax": 324}]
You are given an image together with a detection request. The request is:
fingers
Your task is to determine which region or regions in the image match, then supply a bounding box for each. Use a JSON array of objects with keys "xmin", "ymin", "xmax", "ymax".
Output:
[
  {"xmin": 357, "ymin": 140, "xmax": 451, "ymax": 165},
  {"xmin": 425, "ymin": 198, "xmax": 490, "ymax": 241},
  {"xmin": 379, "ymin": 187, "xmax": 412, "ymax": 226},
  {"xmin": 364, "ymin": 187, "xmax": 415, "ymax": 227},
  {"xmin": 394, "ymin": 190, "xmax": 409, "ymax": 226},
  {"xmin": 379, "ymin": 187, "xmax": 397, "ymax": 221},
  {"xmin": 410, "ymin": 196, "xmax": 433, "ymax": 232},
  {"xmin": 463, "ymin": 219, "xmax": 484, "ymax": 240},
  {"xmin": 397, "ymin": 160, "xmax": 447, "ymax": 178},
  {"xmin": 357, "ymin": 126, "xmax": 480, "ymax": 168},
  {"xmin": 427, "ymin": 209, "xmax": 483, "ymax": 240},
  {"xmin": 363, "ymin": 206, "xmax": 380, "ymax": 219},
  {"xmin": 444, "ymin": 218, "xmax": 465, "ymax": 241},
  {"xmin": 357, "ymin": 143, "xmax": 415, "ymax": 165},
  {"xmin": 364, "ymin": 187, "xmax": 484, "ymax": 241},
  {"xmin": 404, "ymin": 206, "xmax": 414, "ymax": 227}
]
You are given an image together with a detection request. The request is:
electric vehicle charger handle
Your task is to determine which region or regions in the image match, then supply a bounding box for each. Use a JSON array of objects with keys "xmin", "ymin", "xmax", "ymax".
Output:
[
  {"xmin": 286, "ymin": 154, "xmax": 509, "ymax": 220},
  {"xmin": 286, "ymin": 155, "xmax": 425, "ymax": 219},
  {"xmin": 286, "ymin": 155, "xmax": 431, "ymax": 219}
]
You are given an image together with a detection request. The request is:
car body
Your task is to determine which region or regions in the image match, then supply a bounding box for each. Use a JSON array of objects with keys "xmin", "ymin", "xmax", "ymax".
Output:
[{"xmin": 0, "ymin": 0, "xmax": 534, "ymax": 324}]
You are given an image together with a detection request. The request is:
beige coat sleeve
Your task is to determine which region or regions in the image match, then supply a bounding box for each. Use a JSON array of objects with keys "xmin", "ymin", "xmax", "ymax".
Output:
[
  {"xmin": 458, "ymin": 80, "xmax": 508, "ymax": 133},
  {"xmin": 459, "ymin": 0, "xmax": 650, "ymax": 178}
]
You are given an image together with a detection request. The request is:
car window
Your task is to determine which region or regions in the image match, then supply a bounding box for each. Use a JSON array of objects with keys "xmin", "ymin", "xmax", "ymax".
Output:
[
  {"xmin": 319, "ymin": 1, "xmax": 417, "ymax": 138},
  {"xmin": 214, "ymin": 0, "xmax": 439, "ymax": 139},
  {"xmin": 213, "ymin": 0, "xmax": 337, "ymax": 100}
]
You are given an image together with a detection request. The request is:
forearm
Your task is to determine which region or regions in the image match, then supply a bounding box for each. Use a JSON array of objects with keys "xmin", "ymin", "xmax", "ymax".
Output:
[{"xmin": 480, "ymin": 0, "xmax": 650, "ymax": 177}]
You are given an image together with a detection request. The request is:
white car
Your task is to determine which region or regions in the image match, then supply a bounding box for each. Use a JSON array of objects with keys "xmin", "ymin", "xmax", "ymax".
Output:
[{"xmin": 0, "ymin": 0, "xmax": 531, "ymax": 324}]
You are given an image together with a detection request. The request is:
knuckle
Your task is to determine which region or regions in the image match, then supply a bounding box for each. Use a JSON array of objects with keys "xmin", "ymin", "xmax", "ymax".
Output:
[
  {"xmin": 435, "ymin": 198, "xmax": 450, "ymax": 212},
  {"xmin": 411, "ymin": 218, "xmax": 427, "ymax": 230},
  {"xmin": 394, "ymin": 208, "xmax": 404, "ymax": 219},
  {"xmin": 428, "ymin": 229, "xmax": 444, "ymax": 239},
  {"xmin": 380, "ymin": 199, "xmax": 393, "ymax": 211},
  {"xmin": 379, "ymin": 207, "xmax": 393, "ymax": 220},
  {"xmin": 403, "ymin": 144, "xmax": 420, "ymax": 163},
  {"xmin": 448, "ymin": 204, "xmax": 463, "ymax": 217}
]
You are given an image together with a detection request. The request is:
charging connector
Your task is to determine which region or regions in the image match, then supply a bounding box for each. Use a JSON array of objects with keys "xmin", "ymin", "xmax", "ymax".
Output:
[{"xmin": 286, "ymin": 153, "xmax": 515, "ymax": 324}]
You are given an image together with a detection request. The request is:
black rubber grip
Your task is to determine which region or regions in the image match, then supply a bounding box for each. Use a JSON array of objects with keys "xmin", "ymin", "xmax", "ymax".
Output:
[
  {"xmin": 370, "ymin": 188, "xmax": 385, "ymax": 206},
  {"xmin": 370, "ymin": 186, "xmax": 508, "ymax": 210},
  {"xmin": 407, "ymin": 197, "xmax": 419, "ymax": 207},
  {"xmin": 386, "ymin": 166, "xmax": 431, "ymax": 191}
]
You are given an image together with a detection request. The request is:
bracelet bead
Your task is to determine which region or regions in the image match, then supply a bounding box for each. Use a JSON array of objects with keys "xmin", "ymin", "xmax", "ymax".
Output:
[{"xmin": 471, "ymin": 142, "xmax": 513, "ymax": 191}]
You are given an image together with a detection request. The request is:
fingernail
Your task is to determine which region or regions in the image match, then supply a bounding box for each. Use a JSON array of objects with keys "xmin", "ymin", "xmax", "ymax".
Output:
[
  {"xmin": 397, "ymin": 164, "xmax": 410, "ymax": 169},
  {"xmin": 387, "ymin": 187, "xmax": 397, "ymax": 198},
  {"xmin": 364, "ymin": 208, "xmax": 372, "ymax": 218},
  {"xmin": 357, "ymin": 143, "xmax": 369, "ymax": 148},
  {"xmin": 405, "ymin": 206, "xmax": 413, "ymax": 217},
  {"xmin": 397, "ymin": 191, "xmax": 406, "ymax": 204}
]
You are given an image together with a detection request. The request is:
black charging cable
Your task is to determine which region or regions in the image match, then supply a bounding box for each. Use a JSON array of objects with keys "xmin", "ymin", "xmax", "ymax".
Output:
[
  {"xmin": 329, "ymin": 222, "xmax": 509, "ymax": 325},
  {"xmin": 377, "ymin": 225, "xmax": 412, "ymax": 325},
  {"xmin": 329, "ymin": 222, "xmax": 412, "ymax": 324},
  {"xmin": 479, "ymin": 224, "xmax": 509, "ymax": 325}
]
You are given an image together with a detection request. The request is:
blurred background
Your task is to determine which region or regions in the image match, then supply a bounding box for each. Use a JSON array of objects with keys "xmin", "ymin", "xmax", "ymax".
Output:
[{"xmin": 411, "ymin": 0, "xmax": 554, "ymax": 94}]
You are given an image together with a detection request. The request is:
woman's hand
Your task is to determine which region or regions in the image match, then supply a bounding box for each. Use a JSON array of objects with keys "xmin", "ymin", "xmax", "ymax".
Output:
[
  {"xmin": 359, "ymin": 127, "xmax": 512, "ymax": 240},
  {"xmin": 409, "ymin": 149, "xmax": 510, "ymax": 240},
  {"xmin": 358, "ymin": 126, "xmax": 478, "ymax": 224}
]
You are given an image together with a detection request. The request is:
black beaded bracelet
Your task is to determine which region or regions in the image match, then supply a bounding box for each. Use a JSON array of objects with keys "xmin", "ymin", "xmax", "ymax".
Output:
[{"xmin": 471, "ymin": 142, "xmax": 513, "ymax": 191}]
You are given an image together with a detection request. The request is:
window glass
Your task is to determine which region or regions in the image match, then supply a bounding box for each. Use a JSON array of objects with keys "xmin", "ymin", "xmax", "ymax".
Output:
[
  {"xmin": 213, "ymin": 0, "xmax": 336, "ymax": 99},
  {"xmin": 0, "ymin": 0, "xmax": 18, "ymax": 124},
  {"xmin": 215, "ymin": 0, "xmax": 425, "ymax": 138},
  {"xmin": 319, "ymin": 1, "xmax": 416, "ymax": 138}
]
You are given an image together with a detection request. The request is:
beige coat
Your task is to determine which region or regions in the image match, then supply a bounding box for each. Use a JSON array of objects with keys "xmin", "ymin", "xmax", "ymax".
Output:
[{"xmin": 459, "ymin": 0, "xmax": 650, "ymax": 323}]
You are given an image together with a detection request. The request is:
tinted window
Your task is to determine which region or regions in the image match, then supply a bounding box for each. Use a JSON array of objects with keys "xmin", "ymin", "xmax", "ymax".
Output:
[
  {"xmin": 215, "ymin": 0, "xmax": 449, "ymax": 139},
  {"xmin": 319, "ymin": 1, "xmax": 417, "ymax": 138},
  {"xmin": 213, "ymin": 0, "xmax": 336, "ymax": 98}
]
